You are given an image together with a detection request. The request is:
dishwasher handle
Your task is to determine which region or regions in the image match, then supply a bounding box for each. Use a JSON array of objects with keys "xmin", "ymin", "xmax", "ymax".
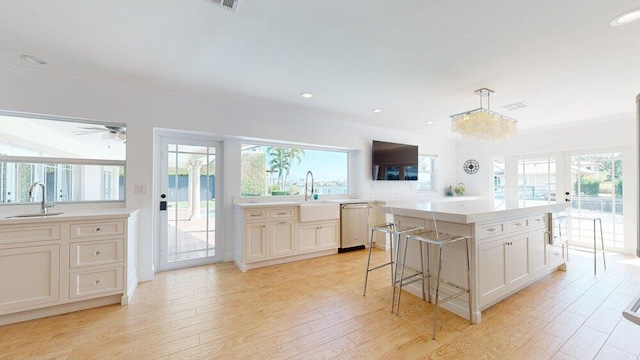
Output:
[{"xmin": 341, "ymin": 204, "xmax": 369, "ymax": 209}]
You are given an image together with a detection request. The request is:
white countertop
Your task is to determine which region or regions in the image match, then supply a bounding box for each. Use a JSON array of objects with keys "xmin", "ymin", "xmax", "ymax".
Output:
[
  {"xmin": 384, "ymin": 199, "xmax": 568, "ymax": 224},
  {"xmin": 234, "ymin": 198, "xmax": 378, "ymax": 208},
  {"xmin": 0, "ymin": 208, "xmax": 139, "ymax": 225}
]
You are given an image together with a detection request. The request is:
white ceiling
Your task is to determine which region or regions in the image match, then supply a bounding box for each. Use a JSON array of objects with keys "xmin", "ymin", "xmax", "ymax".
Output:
[{"xmin": 1, "ymin": 1, "xmax": 639, "ymax": 137}]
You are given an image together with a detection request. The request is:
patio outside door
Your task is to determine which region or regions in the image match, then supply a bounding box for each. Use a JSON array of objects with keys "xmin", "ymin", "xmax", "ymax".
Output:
[
  {"xmin": 158, "ymin": 136, "xmax": 222, "ymax": 271},
  {"xmin": 567, "ymin": 152, "xmax": 624, "ymax": 250}
]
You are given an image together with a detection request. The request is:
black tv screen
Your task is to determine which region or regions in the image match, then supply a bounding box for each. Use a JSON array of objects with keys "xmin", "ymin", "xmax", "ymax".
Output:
[{"xmin": 372, "ymin": 140, "xmax": 419, "ymax": 180}]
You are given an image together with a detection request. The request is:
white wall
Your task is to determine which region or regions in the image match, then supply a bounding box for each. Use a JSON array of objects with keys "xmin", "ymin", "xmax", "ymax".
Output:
[
  {"xmin": 0, "ymin": 63, "xmax": 457, "ymax": 281},
  {"xmin": 455, "ymin": 116, "xmax": 638, "ymax": 254}
]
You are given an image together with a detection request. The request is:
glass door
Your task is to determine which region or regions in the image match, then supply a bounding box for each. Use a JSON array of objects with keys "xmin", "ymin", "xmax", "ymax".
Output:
[
  {"xmin": 568, "ymin": 152, "xmax": 624, "ymax": 249},
  {"xmin": 516, "ymin": 157, "xmax": 557, "ymax": 203},
  {"xmin": 158, "ymin": 137, "xmax": 222, "ymax": 270}
]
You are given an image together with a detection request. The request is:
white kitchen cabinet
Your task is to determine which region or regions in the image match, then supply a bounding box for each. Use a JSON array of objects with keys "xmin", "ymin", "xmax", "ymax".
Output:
[
  {"xmin": 240, "ymin": 206, "xmax": 296, "ymax": 262},
  {"xmin": 477, "ymin": 222, "xmax": 533, "ymax": 307},
  {"xmin": 0, "ymin": 210, "xmax": 138, "ymax": 325},
  {"xmin": 549, "ymin": 244, "xmax": 566, "ymax": 269},
  {"xmin": 244, "ymin": 221, "xmax": 267, "ymax": 262},
  {"xmin": 530, "ymin": 227, "xmax": 548, "ymax": 278},
  {"xmin": 318, "ymin": 221, "xmax": 339, "ymax": 249},
  {"xmin": 298, "ymin": 220, "xmax": 339, "ymax": 253},
  {"xmin": 0, "ymin": 244, "xmax": 60, "ymax": 313},
  {"xmin": 269, "ymin": 220, "xmax": 295, "ymax": 258},
  {"xmin": 477, "ymin": 239, "xmax": 508, "ymax": 303},
  {"xmin": 298, "ymin": 224, "xmax": 320, "ymax": 253},
  {"xmin": 235, "ymin": 204, "xmax": 340, "ymax": 271}
]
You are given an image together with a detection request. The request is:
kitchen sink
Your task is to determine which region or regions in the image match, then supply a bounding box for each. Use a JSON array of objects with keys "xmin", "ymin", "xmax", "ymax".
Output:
[
  {"xmin": 6, "ymin": 212, "xmax": 64, "ymax": 218},
  {"xmin": 299, "ymin": 202, "xmax": 340, "ymax": 222}
]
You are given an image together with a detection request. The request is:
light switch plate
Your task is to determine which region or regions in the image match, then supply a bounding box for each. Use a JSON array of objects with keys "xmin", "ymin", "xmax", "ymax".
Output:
[{"xmin": 134, "ymin": 185, "xmax": 147, "ymax": 194}]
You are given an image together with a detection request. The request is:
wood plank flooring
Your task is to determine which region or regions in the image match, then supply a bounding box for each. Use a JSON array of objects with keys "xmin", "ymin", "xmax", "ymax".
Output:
[{"xmin": 1, "ymin": 248, "xmax": 640, "ymax": 359}]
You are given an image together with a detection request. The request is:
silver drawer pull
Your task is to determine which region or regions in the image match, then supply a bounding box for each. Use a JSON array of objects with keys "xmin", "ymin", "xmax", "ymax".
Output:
[
  {"xmin": 94, "ymin": 227, "xmax": 101, "ymax": 232},
  {"xmin": 277, "ymin": 212, "xmax": 287, "ymax": 215},
  {"xmin": 534, "ymin": 218, "xmax": 543, "ymax": 222},
  {"xmin": 250, "ymin": 214, "xmax": 261, "ymax": 217},
  {"xmin": 94, "ymin": 251, "xmax": 101, "ymax": 256},
  {"xmin": 514, "ymin": 223, "xmax": 522, "ymax": 226},
  {"xmin": 93, "ymin": 280, "xmax": 101, "ymax": 285},
  {"xmin": 279, "ymin": 221, "xmax": 288, "ymax": 224},
  {"xmin": 486, "ymin": 228, "xmax": 496, "ymax": 232}
]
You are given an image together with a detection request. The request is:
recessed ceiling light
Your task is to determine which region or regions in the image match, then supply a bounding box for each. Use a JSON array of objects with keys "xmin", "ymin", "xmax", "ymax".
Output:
[
  {"xmin": 372, "ymin": 108, "xmax": 383, "ymax": 113},
  {"xmin": 425, "ymin": 121, "xmax": 435, "ymax": 125},
  {"xmin": 611, "ymin": 8, "xmax": 640, "ymax": 26},
  {"xmin": 300, "ymin": 92, "xmax": 313, "ymax": 98},
  {"xmin": 20, "ymin": 55, "xmax": 47, "ymax": 65}
]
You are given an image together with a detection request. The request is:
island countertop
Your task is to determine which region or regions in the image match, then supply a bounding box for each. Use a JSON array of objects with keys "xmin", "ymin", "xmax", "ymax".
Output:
[{"xmin": 384, "ymin": 199, "xmax": 568, "ymax": 224}]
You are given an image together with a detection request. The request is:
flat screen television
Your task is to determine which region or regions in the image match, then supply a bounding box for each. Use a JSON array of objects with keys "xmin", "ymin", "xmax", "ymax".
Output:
[{"xmin": 372, "ymin": 140, "xmax": 418, "ymax": 180}]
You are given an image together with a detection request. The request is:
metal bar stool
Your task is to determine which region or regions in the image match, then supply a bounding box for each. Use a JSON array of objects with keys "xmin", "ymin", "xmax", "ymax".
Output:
[
  {"xmin": 363, "ymin": 222, "xmax": 423, "ymax": 312},
  {"xmin": 398, "ymin": 218, "xmax": 472, "ymax": 340},
  {"xmin": 572, "ymin": 216, "xmax": 606, "ymax": 275}
]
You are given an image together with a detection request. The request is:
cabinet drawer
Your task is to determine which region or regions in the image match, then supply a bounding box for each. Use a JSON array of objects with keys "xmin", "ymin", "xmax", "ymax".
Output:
[
  {"xmin": 507, "ymin": 217, "xmax": 530, "ymax": 233},
  {"xmin": 70, "ymin": 267, "xmax": 123, "ymax": 298},
  {"xmin": 531, "ymin": 214, "xmax": 546, "ymax": 229},
  {"xmin": 476, "ymin": 222, "xmax": 505, "ymax": 240},
  {"xmin": 245, "ymin": 210, "xmax": 266, "ymax": 221},
  {"xmin": 69, "ymin": 221, "xmax": 124, "ymax": 239},
  {"xmin": 70, "ymin": 239, "xmax": 124, "ymax": 268},
  {"xmin": 0, "ymin": 225, "xmax": 60, "ymax": 245},
  {"xmin": 270, "ymin": 208, "xmax": 295, "ymax": 220}
]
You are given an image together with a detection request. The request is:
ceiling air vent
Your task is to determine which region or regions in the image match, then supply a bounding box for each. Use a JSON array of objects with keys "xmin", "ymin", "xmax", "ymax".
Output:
[
  {"xmin": 203, "ymin": 0, "xmax": 239, "ymax": 12},
  {"xmin": 502, "ymin": 101, "xmax": 529, "ymax": 111}
]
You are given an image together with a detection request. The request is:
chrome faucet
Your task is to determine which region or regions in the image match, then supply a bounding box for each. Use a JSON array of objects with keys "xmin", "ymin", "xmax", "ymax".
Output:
[
  {"xmin": 304, "ymin": 170, "xmax": 315, "ymax": 201},
  {"xmin": 29, "ymin": 182, "xmax": 55, "ymax": 214}
]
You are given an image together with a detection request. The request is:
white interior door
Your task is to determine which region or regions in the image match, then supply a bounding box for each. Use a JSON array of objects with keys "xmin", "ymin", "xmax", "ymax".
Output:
[{"xmin": 158, "ymin": 136, "xmax": 223, "ymax": 271}]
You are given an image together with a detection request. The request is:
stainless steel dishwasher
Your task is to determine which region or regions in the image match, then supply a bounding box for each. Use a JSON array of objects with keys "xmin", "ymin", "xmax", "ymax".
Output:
[{"xmin": 339, "ymin": 203, "xmax": 369, "ymax": 252}]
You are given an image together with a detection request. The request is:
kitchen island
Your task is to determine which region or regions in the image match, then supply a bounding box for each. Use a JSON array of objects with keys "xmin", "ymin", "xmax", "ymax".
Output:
[{"xmin": 384, "ymin": 199, "xmax": 568, "ymax": 323}]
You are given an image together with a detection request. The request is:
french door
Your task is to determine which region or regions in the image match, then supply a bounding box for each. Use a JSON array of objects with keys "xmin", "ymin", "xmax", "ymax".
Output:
[
  {"xmin": 158, "ymin": 136, "xmax": 223, "ymax": 271},
  {"xmin": 567, "ymin": 152, "xmax": 624, "ymax": 249}
]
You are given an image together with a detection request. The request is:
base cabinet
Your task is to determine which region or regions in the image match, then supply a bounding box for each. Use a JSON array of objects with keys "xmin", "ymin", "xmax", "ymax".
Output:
[
  {"xmin": 0, "ymin": 244, "xmax": 60, "ymax": 313},
  {"xmin": 244, "ymin": 222, "xmax": 267, "ymax": 262},
  {"xmin": 269, "ymin": 220, "xmax": 295, "ymax": 258},
  {"xmin": 235, "ymin": 205, "xmax": 340, "ymax": 271},
  {"xmin": 476, "ymin": 213, "xmax": 562, "ymax": 309},
  {"xmin": 531, "ymin": 227, "xmax": 548, "ymax": 277},
  {"xmin": 477, "ymin": 234, "xmax": 532, "ymax": 305},
  {"xmin": 298, "ymin": 221, "xmax": 339, "ymax": 253},
  {"xmin": 0, "ymin": 210, "xmax": 138, "ymax": 325}
]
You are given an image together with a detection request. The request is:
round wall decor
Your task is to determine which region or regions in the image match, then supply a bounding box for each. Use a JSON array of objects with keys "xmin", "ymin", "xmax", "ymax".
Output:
[{"xmin": 464, "ymin": 159, "xmax": 479, "ymax": 174}]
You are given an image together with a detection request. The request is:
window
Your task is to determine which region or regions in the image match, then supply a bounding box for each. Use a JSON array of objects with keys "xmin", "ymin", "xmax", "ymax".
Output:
[
  {"xmin": 241, "ymin": 145, "xmax": 348, "ymax": 197},
  {"xmin": 0, "ymin": 112, "xmax": 126, "ymax": 204},
  {"xmin": 517, "ymin": 157, "xmax": 556, "ymax": 203},
  {"xmin": 493, "ymin": 157, "xmax": 505, "ymax": 199},
  {"xmin": 417, "ymin": 155, "xmax": 436, "ymax": 191}
]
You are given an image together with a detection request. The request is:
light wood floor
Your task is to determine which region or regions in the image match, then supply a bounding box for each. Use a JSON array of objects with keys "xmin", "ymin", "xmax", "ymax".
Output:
[{"xmin": 1, "ymin": 248, "xmax": 640, "ymax": 359}]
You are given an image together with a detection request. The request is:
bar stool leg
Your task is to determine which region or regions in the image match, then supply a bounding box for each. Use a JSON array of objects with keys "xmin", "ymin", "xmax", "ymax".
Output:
[
  {"xmin": 465, "ymin": 238, "xmax": 472, "ymax": 324},
  {"xmin": 598, "ymin": 218, "xmax": 606, "ymax": 270},
  {"xmin": 419, "ymin": 241, "xmax": 426, "ymax": 302},
  {"xmin": 593, "ymin": 219, "xmax": 597, "ymax": 275},
  {"xmin": 363, "ymin": 228, "xmax": 376, "ymax": 296},
  {"xmin": 432, "ymin": 244, "xmax": 444, "ymax": 340},
  {"xmin": 426, "ymin": 242, "xmax": 431, "ymax": 303},
  {"xmin": 395, "ymin": 234, "xmax": 410, "ymax": 315}
]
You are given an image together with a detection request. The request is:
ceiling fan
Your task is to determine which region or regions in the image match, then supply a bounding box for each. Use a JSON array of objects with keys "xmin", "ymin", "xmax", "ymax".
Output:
[{"xmin": 74, "ymin": 125, "xmax": 126, "ymax": 143}]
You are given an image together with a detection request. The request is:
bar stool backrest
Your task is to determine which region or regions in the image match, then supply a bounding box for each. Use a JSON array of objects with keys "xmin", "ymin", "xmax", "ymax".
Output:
[{"xmin": 430, "ymin": 211, "xmax": 440, "ymax": 241}]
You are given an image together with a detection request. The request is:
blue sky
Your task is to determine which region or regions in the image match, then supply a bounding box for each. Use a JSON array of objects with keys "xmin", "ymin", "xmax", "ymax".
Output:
[{"xmin": 265, "ymin": 148, "xmax": 348, "ymax": 182}]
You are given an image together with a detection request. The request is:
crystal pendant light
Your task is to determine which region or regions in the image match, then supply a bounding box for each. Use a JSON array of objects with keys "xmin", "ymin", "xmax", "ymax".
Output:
[{"xmin": 450, "ymin": 88, "xmax": 517, "ymax": 141}]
